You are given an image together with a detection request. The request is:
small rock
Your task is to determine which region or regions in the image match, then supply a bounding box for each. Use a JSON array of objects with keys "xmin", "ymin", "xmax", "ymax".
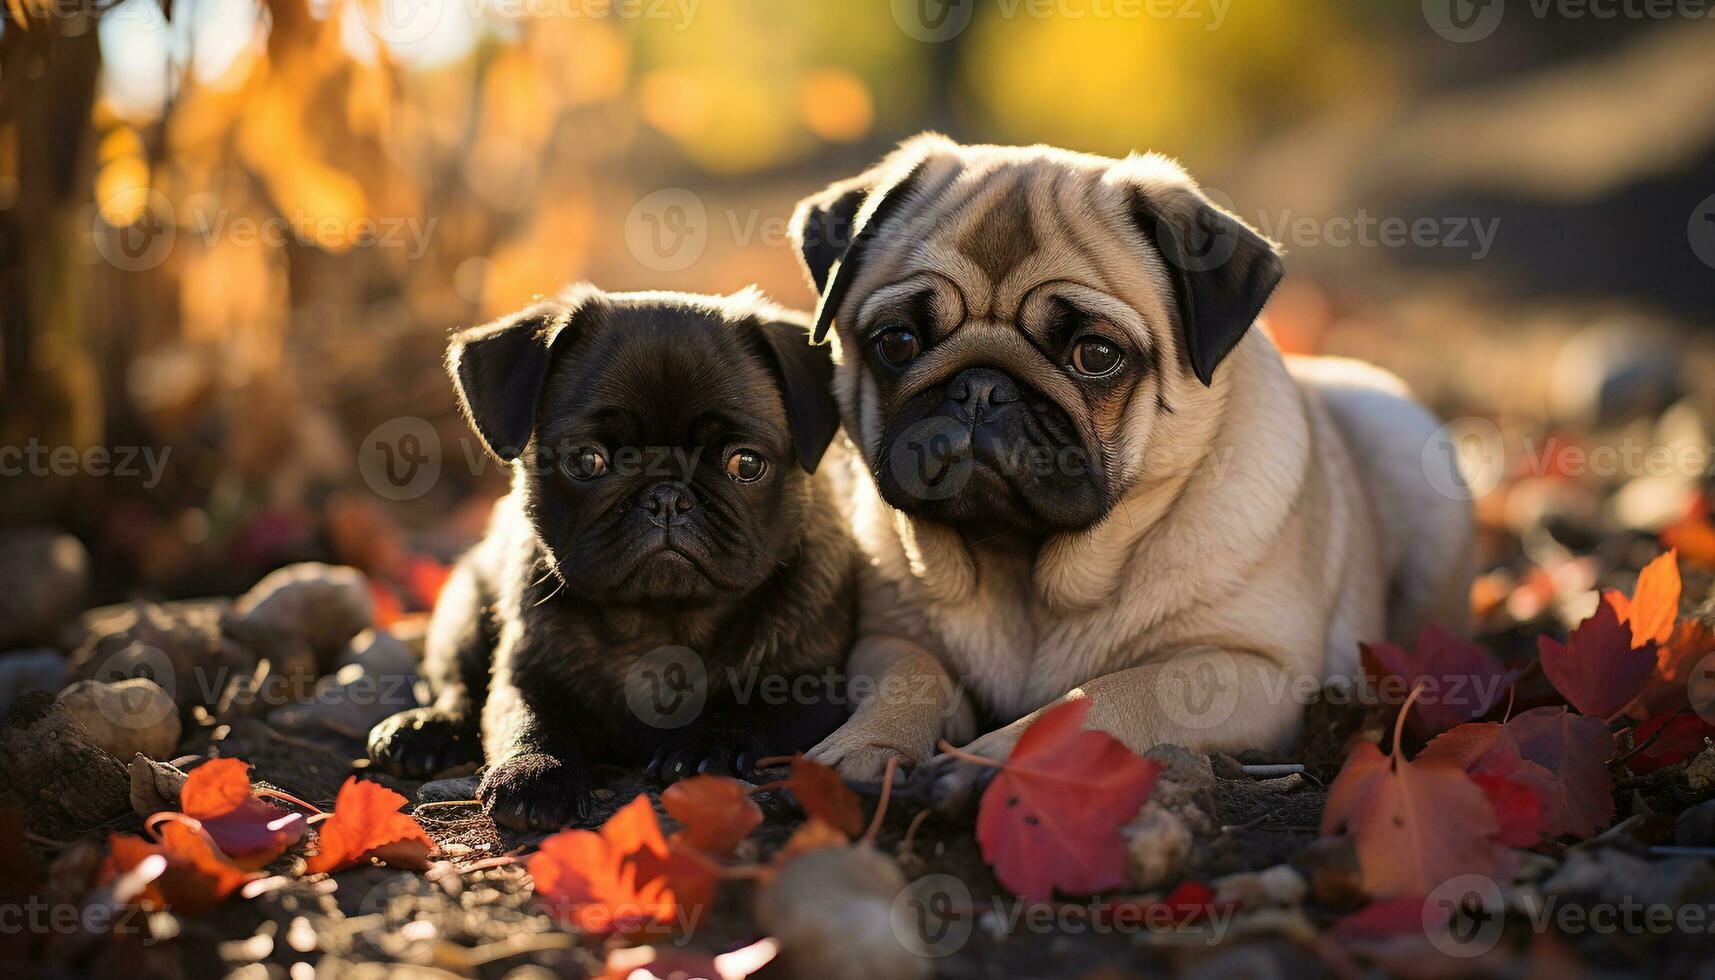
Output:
[
  {"xmin": 1212, "ymin": 865, "xmax": 1308, "ymax": 910},
  {"xmin": 0, "ymin": 528, "xmax": 89, "ymax": 649},
  {"xmin": 418, "ymin": 775, "xmax": 480, "ymax": 804},
  {"xmin": 129, "ymin": 754, "xmax": 190, "ymax": 816},
  {"xmin": 1685, "ymin": 747, "xmax": 1715, "ymax": 792},
  {"xmin": 70, "ymin": 600, "xmax": 256, "ymax": 717},
  {"xmin": 0, "ymin": 648, "xmax": 69, "ymax": 719},
  {"xmin": 1676, "ymin": 798, "xmax": 1715, "ymax": 846},
  {"xmin": 0, "ymin": 691, "xmax": 132, "ymax": 837},
  {"xmin": 1543, "ymin": 850, "xmax": 1715, "ymax": 909},
  {"xmin": 756, "ymin": 846, "xmax": 928, "ymax": 980},
  {"xmin": 59, "ymin": 678, "xmax": 181, "ymax": 761},
  {"xmin": 1122, "ymin": 801, "xmax": 1193, "ymax": 891},
  {"xmin": 267, "ymin": 633, "xmax": 422, "ymax": 739},
  {"xmin": 235, "ymin": 563, "xmax": 374, "ymax": 672}
]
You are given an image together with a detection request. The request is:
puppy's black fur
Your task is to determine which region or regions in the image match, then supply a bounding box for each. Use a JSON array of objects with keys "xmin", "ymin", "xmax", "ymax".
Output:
[{"xmin": 368, "ymin": 285, "xmax": 856, "ymax": 831}]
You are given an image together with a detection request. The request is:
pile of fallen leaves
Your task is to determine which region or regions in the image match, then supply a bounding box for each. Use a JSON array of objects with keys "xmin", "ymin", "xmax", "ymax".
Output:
[{"xmin": 3, "ymin": 550, "xmax": 1712, "ymax": 979}]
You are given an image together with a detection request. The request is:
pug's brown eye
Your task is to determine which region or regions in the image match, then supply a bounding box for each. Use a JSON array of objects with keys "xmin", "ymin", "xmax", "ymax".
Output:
[
  {"xmin": 562, "ymin": 447, "xmax": 608, "ymax": 480},
  {"xmin": 725, "ymin": 449, "xmax": 767, "ymax": 483},
  {"xmin": 1070, "ymin": 336, "xmax": 1123, "ymax": 378},
  {"xmin": 874, "ymin": 327, "xmax": 921, "ymax": 368}
]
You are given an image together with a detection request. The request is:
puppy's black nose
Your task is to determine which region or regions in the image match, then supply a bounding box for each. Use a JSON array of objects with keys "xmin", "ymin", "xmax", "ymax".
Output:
[
  {"xmin": 641, "ymin": 482, "xmax": 695, "ymax": 527},
  {"xmin": 948, "ymin": 367, "xmax": 1020, "ymax": 422}
]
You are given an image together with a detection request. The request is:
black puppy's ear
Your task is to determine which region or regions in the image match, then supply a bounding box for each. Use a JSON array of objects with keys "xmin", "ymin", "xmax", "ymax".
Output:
[
  {"xmin": 754, "ymin": 317, "xmax": 840, "ymax": 473},
  {"xmin": 790, "ymin": 135, "xmax": 949, "ymax": 344},
  {"xmin": 446, "ymin": 287, "xmax": 600, "ymax": 461},
  {"xmin": 1126, "ymin": 182, "xmax": 1283, "ymax": 386}
]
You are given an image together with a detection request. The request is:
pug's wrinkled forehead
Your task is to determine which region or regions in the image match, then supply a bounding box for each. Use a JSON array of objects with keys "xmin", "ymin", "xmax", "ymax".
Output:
[{"xmin": 790, "ymin": 133, "xmax": 1284, "ymax": 392}]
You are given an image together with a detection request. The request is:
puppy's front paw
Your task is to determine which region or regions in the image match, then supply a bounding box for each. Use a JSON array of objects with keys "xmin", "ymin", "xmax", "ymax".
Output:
[
  {"xmin": 645, "ymin": 726, "xmax": 766, "ymax": 784},
  {"xmin": 478, "ymin": 753, "xmax": 591, "ymax": 831},
  {"xmin": 368, "ymin": 708, "xmax": 480, "ymax": 778}
]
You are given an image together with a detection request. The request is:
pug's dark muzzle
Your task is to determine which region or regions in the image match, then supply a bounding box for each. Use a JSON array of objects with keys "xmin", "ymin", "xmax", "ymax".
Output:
[{"xmin": 876, "ymin": 366, "xmax": 1108, "ymax": 534}]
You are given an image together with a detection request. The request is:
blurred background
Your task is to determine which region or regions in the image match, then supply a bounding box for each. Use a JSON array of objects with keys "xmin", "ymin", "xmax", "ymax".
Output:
[{"xmin": 2, "ymin": 0, "xmax": 1714, "ymax": 633}]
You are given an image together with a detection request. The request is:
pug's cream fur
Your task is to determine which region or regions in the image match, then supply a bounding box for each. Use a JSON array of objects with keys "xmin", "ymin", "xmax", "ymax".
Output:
[{"xmin": 791, "ymin": 136, "xmax": 1475, "ymax": 779}]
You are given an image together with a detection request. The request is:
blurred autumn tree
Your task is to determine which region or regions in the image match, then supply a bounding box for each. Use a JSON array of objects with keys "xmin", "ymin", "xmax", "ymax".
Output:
[{"xmin": 0, "ymin": 0, "xmax": 1398, "ymax": 599}]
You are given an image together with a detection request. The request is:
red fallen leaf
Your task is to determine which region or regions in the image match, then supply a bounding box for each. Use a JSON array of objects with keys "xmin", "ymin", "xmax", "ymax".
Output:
[
  {"xmin": 98, "ymin": 824, "xmax": 252, "ymax": 915},
  {"xmin": 529, "ymin": 794, "xmax": 716, "ymax": 937},
  {"xmin": 368, "ymin": 582, "xmax": 404, "ymax": 630},
  {"xmin": 303, "ymin": 778, "xmax": 434, "ymax": 874},
  {"xmin": 1321, "ymin": 739, "xmax": 1513, "ymax": 898},
  {"xmin": 1627, "ymin": 713, "xmax": 1715, "ymax": 773},
  {"xmin": 786, "ymin": 757, "xmax": 864, "ymax": 838},
  {"xmin": 661, "ymin": 775, "xmax": 763, "ymax": 858},
  {"xmin": 1420, "ymin": 709, "xmax": 1614, "ymax": 840},
  {"xmin": 1091, "ymin": 879, "xmax": 1232, "ymax": 928},
  {"xmin": 1627, "ymin": 619, "xmax": 1715, "ymax": 719},
  {"xmin": 401, "ymin": 553, "xmax": 452, "ymax": 610},
  {"xmin": 1469, "ymin": 770, "xmax": 1543, "ymax": 848},
  {"xmin": 1603, "ymin": 550, "xmax": 1680, "ymax": 649},
  {"xmin": 1361, "ymin": 624, "xmax": 1510, "ymax": 737},
  {"xmin": 976, "ymin": 699, "xmax": 1162, "ymax": 901},
  {"xmin": 1537, "ymin": 601, "xmax": 1655, "ymax": 718},
  {"xmin": 179, "ymin": 759, "xmax": 305, "ymax": 870}
]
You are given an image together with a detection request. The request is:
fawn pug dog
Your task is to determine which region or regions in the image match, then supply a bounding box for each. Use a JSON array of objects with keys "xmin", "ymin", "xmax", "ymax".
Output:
[
  {"xmin": 368, "ymin": 285, "xmax": 856, "ymax": 830},
  {"xmin": 789, "ymin": 135, "xmax": 1475, "ymax": 795}
]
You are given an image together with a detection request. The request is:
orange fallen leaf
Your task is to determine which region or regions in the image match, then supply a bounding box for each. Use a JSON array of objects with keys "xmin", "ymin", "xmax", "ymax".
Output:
[
  {"xmin": 661, "ymin": 775, "xmax": 763, "ymax": 858},
  {"xmin": 529, "ymin": 794, "xmax": 716, "ymax": 938},
  {"xmin": 1321, "ymin": 689, "xmax": 1516, "ymax": 897},
  {"xmin": 97, "ymin": 824, "xmax": 252, "ymax": 916},
  {"xmin": 976, "ymin": 699, "xmax": 1162, "ymax": 901},
  {"xmin": 1662, "ymin": 506, "xmax": 1715, "ymax": 571},
  {"xmin": 1602, "ymin": 550, "xmax": 1680, "ymax": 649},
  {"xmin": 303, "ymin": 778, "xmax": 434, "ymax": 874},
  {"xmin": 1627, "ymin": 618, "xmax": 1715, "ymax": 720},
  {"xmin": 179, "ymin": 759, "xmax": 306, "ymax": 870},
  {"xmin": 786, "ymin": 757, "xmax": 864, "ymax": 838}
]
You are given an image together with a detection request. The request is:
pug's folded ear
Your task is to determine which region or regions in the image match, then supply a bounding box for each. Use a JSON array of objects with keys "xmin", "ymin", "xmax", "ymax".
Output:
[
  {"xmin": 790, "ymin": 133, "xmax": 952, "ymax": 344},
  {"xmin": 447, "ymin": 285, "xmax": 605, "ymax": 461},
  {"xmin": 753, "ymin": 316, "xmax": 840, "ymax": 473},
  {"xmin": 1124, "ymin": 177, "xmax": 1284, "ymax": 387}
]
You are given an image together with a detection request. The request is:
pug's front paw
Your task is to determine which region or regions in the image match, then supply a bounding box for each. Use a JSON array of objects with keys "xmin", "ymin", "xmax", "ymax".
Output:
[
  {"xmin": 805, "ymin": 709, "xmax": 939, "ymax": 783},
  {"xmin": 368, "ymin": 707, "xmax": 480, "ymax": 778},
  {"xmin": 478, "ymin": 752, "xmax": 591, "ymax": 831}
]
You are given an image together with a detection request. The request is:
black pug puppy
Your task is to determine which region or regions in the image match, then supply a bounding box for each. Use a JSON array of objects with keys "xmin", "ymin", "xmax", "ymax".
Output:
[{"xmin": 368, "ymin": 284, "xmax": 856, "ymax": 831}]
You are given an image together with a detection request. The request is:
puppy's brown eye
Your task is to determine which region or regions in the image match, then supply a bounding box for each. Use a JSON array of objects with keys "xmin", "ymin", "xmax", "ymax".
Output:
[
  {"xmin": 874, "ymin": 327, "xmax": 921, "ymax": 368},
  {"xmin": 725, "ymin": 450, "xmax": 767, "ymax": 483},
  {"xmin": 562, "ymin": 447, "xmax": 608, "ymax": 480},
  {"xmin": 1070, "ymin": 336, "xmax": 1123, "ymax": 378}
]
